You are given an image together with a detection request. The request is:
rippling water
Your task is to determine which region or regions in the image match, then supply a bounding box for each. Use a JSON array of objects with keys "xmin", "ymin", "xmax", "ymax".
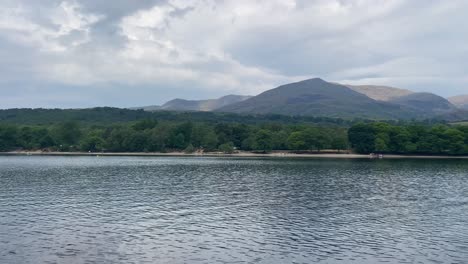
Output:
[{"xmin": 1, "ymin": 156, "xmax": 468, "ymax": 263}]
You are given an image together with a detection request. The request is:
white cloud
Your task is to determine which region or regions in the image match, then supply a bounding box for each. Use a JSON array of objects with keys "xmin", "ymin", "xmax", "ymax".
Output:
[
  {"xmin": 0, "ymin": 0, "xmax": 467, "ymax": 108},
  {"xmin": 0, "ymin": 1, "xmax": 103, "ymax": 52}
]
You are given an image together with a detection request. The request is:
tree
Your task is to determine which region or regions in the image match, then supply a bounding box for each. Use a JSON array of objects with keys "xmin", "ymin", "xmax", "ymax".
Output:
[
  {"xmin": 105, "ymin": 127, "xmax": 132, "ymax": 152},
  {"xmin": 214, "ymin": 123, "xmax": 232, "ymax": 145},
  {"xmin": 303, "ymin": 128, "xmax": 330, "ymax": 151},
  {"xmin": 443, "ymin": 128, "xmax": 465, "ymax": 154},
  {"xmin": 0, "ymin": 125, "xmax": 18, "ymax": 151},
  {"xmin": 80, "ymin": 136, "xmax": 104, "ymax": 152},
  {"xmin": 241, "ymin": 136, "xmax": 256, "ymax": 151},
  {"xmin": 132, "ymin": 119, "xmax": 158, "ymax": 131},
  {"xmin": 219, "ymin": 142, "xmax": 235, "ymax": 154},
  {"xmin": 271, "ymin": 130, "xmax": 289, "ymax": 150},
  {"xmin": 287, "ymin": 131, "xmax": 307, "ymax": 150},
  {"xmin": 124, "ymin": 131, "xmax": 148, "ymax": 152},
  {"xmin": 184, "ymin": 143, "xmax": 195, "ymax": 153},
  {"xmin": 231, "ymin": 124, "xmax": 251, "ymax": 148},
  {"xmin": 54, "ymin": 122, "xmax": 81, "ymax": 147},
  {"xmin": 330, "ymin": 136, "xmax": 348, "ymax": 152},
  {"xmin": 39, "ymin": 134, "xmax": 55, "ymax": 149},
  {"xmin": 174, "ymin": 122, "xmax": 193, "ymax": 145},
  {"xmin": 146, "ymin": 127, "xmax": 168, "ymax": 152},
  {"xmin": 253, "ymin": 129, "xmax": 273, "ymax": 152},
  {"xmin": 201, "ymin": 130, "xmax": 218, "ymax": 151},
  {"xmin": 348, "ymin": 123, "xmax": 376, "ymax": 154},
  {"xmin": 169, "ymin": 133, "xmax": 186, "ymax": 149},
  {"xmin": 374, "ymin": 137, "xmax": 388, "ymax": 153}
]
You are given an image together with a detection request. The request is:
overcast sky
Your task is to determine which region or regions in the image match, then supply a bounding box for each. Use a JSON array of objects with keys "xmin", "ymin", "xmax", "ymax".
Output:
[{"xmin": 1, "ymin": 0, "xmax": 467, "ymax": 108}]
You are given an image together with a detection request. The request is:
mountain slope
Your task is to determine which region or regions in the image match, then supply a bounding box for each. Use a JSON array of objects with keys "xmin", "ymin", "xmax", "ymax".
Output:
[
  {"xmin": 388, "ymin": 92, "xmax": 457, "ymax": 115},
  {"xmin": 137, "ymin": 95, "xmax": 252, "ymax": 112},
  {"xmin": 217, "ymin": 78, "xmax": 420, "ymax": 119},
  {"xmin": 347, "ymin": 85, "xmax": 414, "ymax": 101},
  {"xmin": 448, "ymin": 95, "xmax": 468, "ymax": 110}
]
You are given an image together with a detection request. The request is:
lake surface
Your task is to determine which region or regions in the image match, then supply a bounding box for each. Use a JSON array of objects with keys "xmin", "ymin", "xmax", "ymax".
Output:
[{"xmin": 1, "ymin": 156, "xmax": 468, "ymax": 264}]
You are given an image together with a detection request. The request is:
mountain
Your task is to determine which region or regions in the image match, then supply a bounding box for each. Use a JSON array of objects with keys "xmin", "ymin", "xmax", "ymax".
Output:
[
  {"xmin": 136, "ymin": 95, "xmax": 252, "ymax": 112},
  {"xmin": 349, "ymin": 85, "xmax": 457, "ymax": 116},
  {"xmin": 448, "ymin": 95, "xmax": 468, "ymax": 110},
  {"xmin": 217, "ymin": 78, "xmax": 420, "ymax": 119},
  {"xmin": 388, "ymin": 92, "xmax": 457, "ymax": 115},
  {"xmin": 436, "ymin": 109, "xmax": 468, "ymax": 122},
  {"xmin": 129, "ymin": 78, "xmax": 464, "ymax": 120},
  {"xmin": 347, "ymin": 85, "xmax": 414, "ymax": 101}
]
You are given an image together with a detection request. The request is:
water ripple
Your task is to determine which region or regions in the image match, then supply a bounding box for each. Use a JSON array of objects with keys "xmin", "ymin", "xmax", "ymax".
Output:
[{"xmin": 0, "ymin": 156, "xmax": 468, "ymax": 263}]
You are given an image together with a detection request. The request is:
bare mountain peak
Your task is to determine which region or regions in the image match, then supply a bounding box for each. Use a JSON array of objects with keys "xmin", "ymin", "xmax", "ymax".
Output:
[
  {"xmin": 448, "ymin": 94, "xmax": 468, "ymax": 110},
  {"xmin": 347, "ymin": 84, "xmax": 414, "ymax": 101}
]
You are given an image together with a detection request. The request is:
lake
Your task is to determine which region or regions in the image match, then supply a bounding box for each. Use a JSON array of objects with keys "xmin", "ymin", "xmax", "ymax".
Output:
[{"xmin": 0, "ymin": 156, "xmax": 467, "ymax": 264}]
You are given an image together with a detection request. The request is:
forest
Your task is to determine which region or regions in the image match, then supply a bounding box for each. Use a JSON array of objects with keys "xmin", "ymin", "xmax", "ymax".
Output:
[
  {"xmin": 0, "ymin": 107, "xmax": 466, "ymax": 155},
  {"xmin": 0, "ymin": 107, "xmax": 357, "ymax": 126},
  {"xmin": 0, "ymin": 119, "xmax": 349, "ymax": 153},
  {"xmin": 349, "ymin": 122, "xmax": 468, "ymax": 155}
]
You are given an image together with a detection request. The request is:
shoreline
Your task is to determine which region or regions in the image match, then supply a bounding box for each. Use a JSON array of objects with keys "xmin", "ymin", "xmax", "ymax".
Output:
[{"xmin": 2, "ymin": 151, "xmax": 468, "ymax": 159}]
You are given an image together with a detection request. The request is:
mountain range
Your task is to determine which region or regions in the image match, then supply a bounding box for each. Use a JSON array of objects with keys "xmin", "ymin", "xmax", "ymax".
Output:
[
  {"xmin": 134, "ymin": 95, "xmax": 252, "ymax": 112},
  {"xmin": 134, "ymin": 78, "xmax": 468, "ymax": 121}
]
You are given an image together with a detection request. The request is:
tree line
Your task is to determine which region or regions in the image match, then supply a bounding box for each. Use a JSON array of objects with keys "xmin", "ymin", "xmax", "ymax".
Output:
[
  {"xmin": 0, "ymin": 119, "xmax": 348, "ymax": 153},
  {"xmin": 349, "ymin": 122, "xmax": 468, "ymax": 155},
  {"xmin": 2, "ymin": 119, "xmax": 467, "ymax": 155},
  {"xmin": 0, "ymin": 107, "xmax": 361, "ymax": 126}
]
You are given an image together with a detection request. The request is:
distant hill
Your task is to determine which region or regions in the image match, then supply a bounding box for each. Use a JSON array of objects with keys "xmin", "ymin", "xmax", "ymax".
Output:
[
  {"xmin": 136, "ymin": 95, "xmax": 252, "ymax": 112},
  {"xmin": 436, "ymin": 109, "xmax": 468, "ymax": 122},
  {"xmin": 0, "ymin": 107, "xmax": 362, "ymax": 126},
  {"xmin": 0, "ymin": 107, "xmax": 155, "ymax": 125},
  {"xmin": 388, "ymin": 92, "xmax": 457, "ymax": 115},
  {"xmin": 3, "ymin": 79, "xmax": 466, "ymax": 123},
  {"xmin": 448, "ymin": 95, "xmax": 468, "ymax": 110},
  {"xmin": 347, "ymin": 85, "xmax": 414, "ymax": 101},
  {"xmin": 217, "ymin": 78, "xmax": 420, "ymax": 119}
]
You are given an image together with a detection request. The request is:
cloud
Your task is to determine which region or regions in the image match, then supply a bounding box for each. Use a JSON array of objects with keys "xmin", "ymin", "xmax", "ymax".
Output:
[
  {"xmin": 0, "ymin": 1, "xmax": 103, "ymax": 51},
  {"xmin": 0, "ymin": 0, "xmax": 467, "ymax": 108}
]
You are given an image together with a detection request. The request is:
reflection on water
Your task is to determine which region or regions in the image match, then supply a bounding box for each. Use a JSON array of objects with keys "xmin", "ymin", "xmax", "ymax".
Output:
[{"xmin": 1, "ymin": 156, "xmax": 468, "ymax": 263}]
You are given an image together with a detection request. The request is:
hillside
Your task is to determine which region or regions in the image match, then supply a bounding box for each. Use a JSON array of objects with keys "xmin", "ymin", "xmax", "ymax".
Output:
[
  {"xmin": 217, "ymin": 78, "xmax": 420, "ymax": 119},
  {"xmin": 388, "ymin": 92, "xmax": 456, "ymax": 115},
  {"xmin": 347, "ymin": 85, "xmax": 414, "ymax": 101},
  {"xmin": 448, "ymin": 95, "xmax": 468, "ymax": 110},
  {"xmin": 137, "ymin": 95, "xmax": 252, "ymax": 112},
  {"xmin": 0, "ymin": 107, "xmax": 360, "ymax": 126}
]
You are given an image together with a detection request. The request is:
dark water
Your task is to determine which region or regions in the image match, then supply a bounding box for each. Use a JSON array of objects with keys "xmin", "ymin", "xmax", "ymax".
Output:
[{"xmin": 1, "ymin": 156, "xmax": 468, "ymax": 264}]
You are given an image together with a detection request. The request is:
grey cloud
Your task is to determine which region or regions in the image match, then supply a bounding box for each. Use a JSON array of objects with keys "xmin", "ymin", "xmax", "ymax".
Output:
[{"xmin": 0, "ymin": 0, "xmax": 467, "ymax": 108}]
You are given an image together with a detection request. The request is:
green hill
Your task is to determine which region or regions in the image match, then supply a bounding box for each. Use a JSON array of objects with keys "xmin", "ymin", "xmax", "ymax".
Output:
[
  {"xmin": 217, "ymin": 78, "xmax": 420, "ymax": 119},
  {"xmin": 135, "ymin": 95, "xmax": 252, "ymax": 112},
  {"xmin": 388, "ymin": 92, "xmax": 456, "ymax": 116}
]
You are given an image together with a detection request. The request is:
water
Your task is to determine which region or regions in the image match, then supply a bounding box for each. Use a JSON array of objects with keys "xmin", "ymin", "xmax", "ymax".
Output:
[{"xmin": 1, "ymin": 156, "xmax": 467, "ymax": 264}]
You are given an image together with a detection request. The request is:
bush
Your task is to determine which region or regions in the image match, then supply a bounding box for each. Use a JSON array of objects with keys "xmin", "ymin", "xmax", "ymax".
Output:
[
  {"xmin": 219, "ymin": 142, "xmax": 235, "ymax": 154},
  {"xmin": 184, "ymin": 143, "xmax": 195, "ymax": 154}
]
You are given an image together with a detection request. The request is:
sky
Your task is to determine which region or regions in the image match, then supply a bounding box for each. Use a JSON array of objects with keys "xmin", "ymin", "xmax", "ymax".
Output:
[{"xmin": 0, "ymin": 0, "xmax": 467, "ymax": 108}]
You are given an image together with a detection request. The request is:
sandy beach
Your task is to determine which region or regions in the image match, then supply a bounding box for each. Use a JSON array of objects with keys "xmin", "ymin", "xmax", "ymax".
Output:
[{"xmin": 2, "ymin": 151, "xmax": 468, "ymax": 159}]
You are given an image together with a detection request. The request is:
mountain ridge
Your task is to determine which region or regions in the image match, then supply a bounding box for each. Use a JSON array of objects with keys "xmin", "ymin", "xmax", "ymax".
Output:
[
  {"xmin": 388, "ymin": 92, "xmax": 456, "ymax": 115},
  {"xmin": 217, "ymin": 78, "xmax": 422, "ymax": 119},
  {"xmin": 131, "ymin": 78, "xmax": 467, "ymax": 121},
  {"xmin": 134, "ymin": 94, "xmax": 252, "ymax": 112}
]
